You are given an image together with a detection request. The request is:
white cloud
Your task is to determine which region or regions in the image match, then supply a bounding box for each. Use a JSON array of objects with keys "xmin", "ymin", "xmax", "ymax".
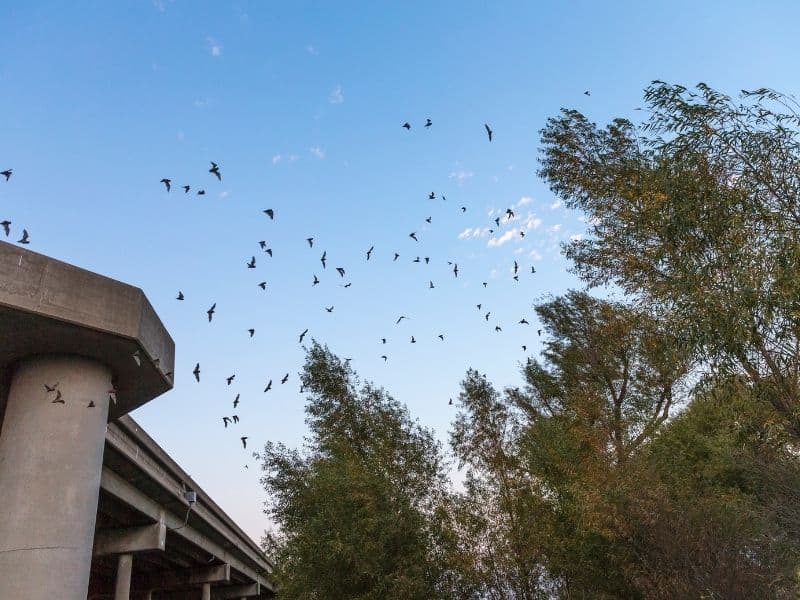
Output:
[
  {"xmin": 219, "ymin": 191, "xmax": 230, "ymax": 200},
  {"xmin": 516, "ymin": 196, "xmax": 533, "ymax": 207},
  {"xmin": 513, "ymin": 247, "xmax": 525, "ymax": 255},
  {"xmin": 272, "ymin": 154, "xmax": 282, "ymax": 165},
  {"xmin": 549, "ymin": 199, "xmax": 563, "ymax": 210},
  {"xmin": 457, "ymin": 227, "xmax": 487, "ymax": 240},
  {"xmin": 207, "ymin": 36, "xmax": 222, "ymax": 57},
  {"xmin": 548, "ymin": 223, "xmax": 562, "ymax": 233},
  {"xmin": 193, "ymin": 98, "xmax": 212, "ymax": 108},
  {"xmin": 529, "ymin": 249, "xmax": 543, "ymax": 261},
  {"xmin": 569, "ymin": 233, "xmax": 584, "ymax": 242},
  {"xmin": 524, "ymin": 215, "xmax": 543, "ymax": 230},
  {"xmin": 449, "ymin": 170, "xmax": 474, "ymax": 186},
  {"xmin": 329, "ymin": 85, "xmax": 344, "ymax": 104},
  {"xmin": 487, "ymin": 229, "xmax": 518, "ymax": 248},
  {"xmin": 288, "ymin": 154, "xmax": 299, "ymax": 162},
  {"xmin": 309, "ymin": 146, "xmax": 325, "ymax": 159}
]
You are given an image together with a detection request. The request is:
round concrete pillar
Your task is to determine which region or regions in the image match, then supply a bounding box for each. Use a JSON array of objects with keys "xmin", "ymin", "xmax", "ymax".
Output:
[
  {"xmin": 114, "ymin": 553, "xmax": 133, "ymax": 600},
  {"xmin": 0, "ymin": 355, "xmax": 112, "ymax": 600}
]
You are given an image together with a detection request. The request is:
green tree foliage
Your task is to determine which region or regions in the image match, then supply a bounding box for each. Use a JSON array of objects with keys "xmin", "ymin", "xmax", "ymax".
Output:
[
  {"xmin": 451, "ymin": 292, "xmax": 693, "ymax": 598},
  {"xmin": 453, "ymin": 292, "xmax": 800, "ymax": 597},
  {"xmin": 258, "ymin": 342, "xmax": 472, "ymax": 599},
  {"xmin": 623, "ymin": 377, "xmax": 800, "ymax": 598},
  {"xmin": 450, "ymin": 371, "xmax": 551, "ymax": 599},
  {"xmin": 538, "ymin": 82, "xmax": 800, "ymax": 436}
]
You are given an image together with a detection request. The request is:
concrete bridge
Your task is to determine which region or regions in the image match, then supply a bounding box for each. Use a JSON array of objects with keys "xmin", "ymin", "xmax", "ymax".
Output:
[{"xmin": 0, "ymin": 241, "xmax": 274, "ymax": 599}]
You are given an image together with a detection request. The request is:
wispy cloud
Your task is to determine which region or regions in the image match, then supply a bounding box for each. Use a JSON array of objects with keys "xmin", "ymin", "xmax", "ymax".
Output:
[
  {"xmin": 548, "ymin": 223, "xmax": 562, "ymax": 233},
  {"xmin": 449, "ymin": 170, "xmax": 474, "ymax": 186},
  {"xmin": 329, "ymin": 84, "xmax": 344, "ymax": 104},
  {"xmin": 524, "ymin": 215, "xmax": 543, "ymax": 230},
  {"xmin": 207, "ymin": 36, "xmax": 222, "ymax": 57},
  {"xmin": 309, "ymin": 146, "xmax": 325, "ymax": 159},
  {"xmin": 306, "ymin": 44, "xmax": 319, "ymax": 55},
  {"xmin": 529, "ymin": 249, "xmax": 543, "ymax": 261},
  {"xmin": 272, "ymin": 154, "xmax": 282, "ymax": 165},
  {"xmin": 457, "ymin": 227, "xmax": 488, "ymax": 240},
  {"xmin": 219, "ymin": 190, "xmax": 230, "ymax": 200},
  {"xmin": 288, "ymin": 154, "xmax": 299, "ymax": 162},
  {"xmin": 516, "ymin": 196, "xmax": 533, "ymax": 208},
  {"xmin": 549, "ymin": 199, "xmax": 563, "ymax": 210},
  {"xmin": 193, "ymin": 97, "xmax": 213, "ymax": 108},
  {"xmin": 488, "ymin": 228, "xmax": 518, "ymax": 248}
]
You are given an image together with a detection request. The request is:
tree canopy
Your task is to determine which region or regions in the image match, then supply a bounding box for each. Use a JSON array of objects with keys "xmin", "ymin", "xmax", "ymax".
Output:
[
  {"xmin": 258, "ymin": 342, "xmax": 471, "ymax": 599},
  {"xmin": 539, "ymin": 82, "xmax": 800, "ymax": 436}
]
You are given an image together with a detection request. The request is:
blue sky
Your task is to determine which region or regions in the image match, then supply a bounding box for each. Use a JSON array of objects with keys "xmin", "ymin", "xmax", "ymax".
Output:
[{"xmin": 3, "ymin": 1, "xmax": 799, "ymax": 540}]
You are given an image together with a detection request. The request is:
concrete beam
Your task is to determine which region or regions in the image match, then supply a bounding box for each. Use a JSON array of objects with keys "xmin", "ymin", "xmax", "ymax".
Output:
[
  {"xmin": 135, "ymin": 564, "xmax": 230, "ymax": 590},
  {"xmin": 100, "ymin": 468, "xmax": 274, "ymax": 593},
  {"xmin": 94, "ymin": 522, "xmax": 167, "ymax": 556},
  {"xmin": 213, "ymin": 583, "xmax": 260, "ymax": 599},
  {"xmin": 142, "ymin": 591, "xmax": 270, "ymax": 600},
  {"xmin": 106, "ymin": 422, "xmax": 272, "ymax": 576},
  {"xmin": 114, "ymin": 417, "xmax": 273, "ymax": 572}
]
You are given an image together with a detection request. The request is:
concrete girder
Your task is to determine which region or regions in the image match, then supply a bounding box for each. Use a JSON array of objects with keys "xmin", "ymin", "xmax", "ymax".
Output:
[
  {"xmin": 94, "ymin": 522, "xmax": 167, "ymax": 556},
  {"xmin": 100, "ymin": 468, "xmax": 274, "ymax": 594},
  {"xmin": 105, "ymin": 422, "xmax": 273, "ymax": 578},
  {"xmin": 134, "ymin": 564, "xmax": 230, "ymax": 590},
  {"xmin": 213, "ymin": 583, "xmax": 260, "ymax": 599}
]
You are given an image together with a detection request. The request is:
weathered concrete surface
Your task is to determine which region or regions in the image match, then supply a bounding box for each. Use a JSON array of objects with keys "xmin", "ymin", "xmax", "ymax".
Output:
[
  {"xmin": 0, "ymin": 355, "xmax": 112, "ymax": 600},
  {"xmin": 115, "ymin": 554, "xmax": 134, "ymax": 600},
  {"xmin": 0, "ymin": 240, "xmax": 174, "ymax": 421}
]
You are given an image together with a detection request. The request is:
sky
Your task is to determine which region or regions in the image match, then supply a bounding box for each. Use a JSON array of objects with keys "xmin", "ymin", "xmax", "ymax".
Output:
[{"xmin": 3, "ymin": 0, "xmax": 800, "ymax": 542}]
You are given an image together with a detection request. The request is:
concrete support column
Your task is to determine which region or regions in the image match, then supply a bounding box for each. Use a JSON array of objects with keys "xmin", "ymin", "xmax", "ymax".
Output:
[
  {"xmin": 202, "ymin": 582, "xmax": 211, "ymax": 600},
  {"xmin": 0, "ymin": 355, "xmax": 112, "ymax": 600},
  {"xmin": 115, "ymin": 553, "xmax": 133, "ymax": 600}
]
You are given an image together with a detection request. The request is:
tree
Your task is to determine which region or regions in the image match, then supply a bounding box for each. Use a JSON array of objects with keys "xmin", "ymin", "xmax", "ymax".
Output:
[
  {"xmin": 450, "ymin": 292, "xmax": 692, "ymax": 598},
  {"xmin": 517, "ymin": 290, "xmax": 692, "ymax": 465},
  {"xmin": 538, "ymin": 82, "xmax": 800, "ymax": 437},
  {"xmin": 622, "ymin": 377, "xmax": 800, "ymax": 598},
  {"xmin": 450, "ymin": 370, "xmax": 552, "ymax": 599},
  {"xmin": 258, "ymin": 342, "xmax": 472, "ymax": 599}
]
